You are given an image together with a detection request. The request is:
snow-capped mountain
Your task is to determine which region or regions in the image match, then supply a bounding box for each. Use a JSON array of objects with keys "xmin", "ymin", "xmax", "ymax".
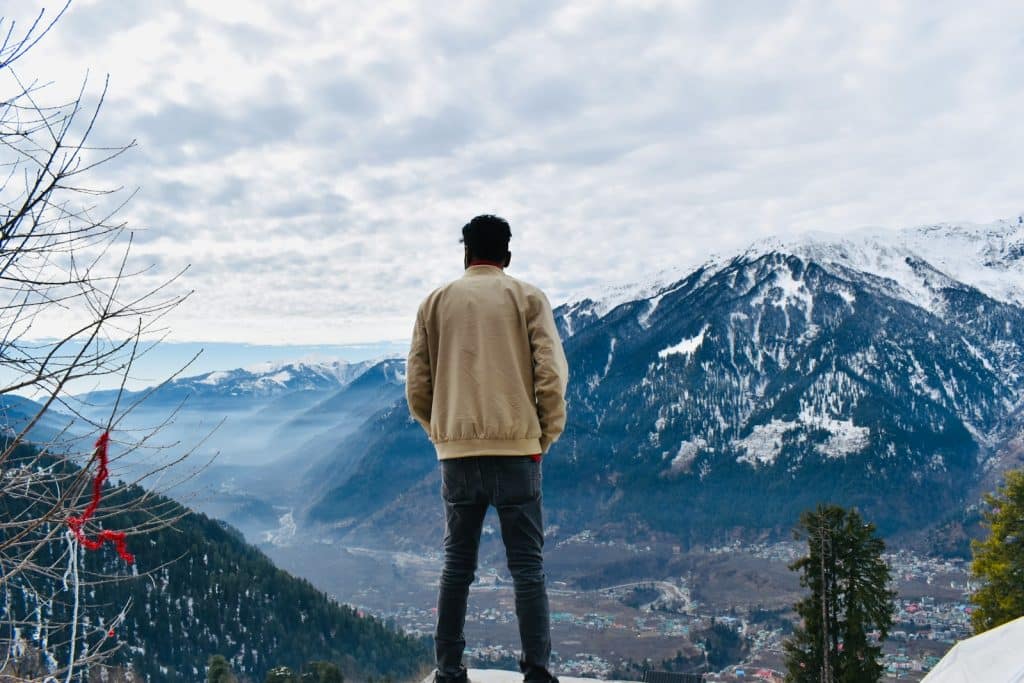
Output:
[
  {"xmin": 306, "ymin": 216, "xmax": 1024, "ymax": 547},
  {"xmin": 84, "ymin": 359, "xmax": 388, "ymax": 407},
  {"xmin": 73, "ymin": 357, "xmax": 407, "ymax": 540},
  {"xmin": 558, "ymin": 217, "xmax": 1024, "ymax": 339},
  {"xmin": 744, "ymin": 216, "xmax": 1024, "ymax": 312},
  {"xmin": 195, "ymin": 359, "xmax": 382, "ymax": 396}
]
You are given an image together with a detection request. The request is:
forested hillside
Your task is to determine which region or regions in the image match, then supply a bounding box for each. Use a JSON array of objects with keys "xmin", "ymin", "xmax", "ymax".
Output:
[{"xmin": 0, "ymin": 442, "xmax": 431, "ymax": 682}]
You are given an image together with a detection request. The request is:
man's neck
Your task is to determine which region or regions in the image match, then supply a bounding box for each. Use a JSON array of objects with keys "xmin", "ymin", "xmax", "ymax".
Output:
[{"xmin": 468, "ymin": 258, "xmax": 505, "ymax": 269}]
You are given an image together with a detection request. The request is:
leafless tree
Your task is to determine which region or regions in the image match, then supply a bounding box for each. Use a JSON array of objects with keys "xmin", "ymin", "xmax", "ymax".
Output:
[{"xmin": 0, "ymin": 4, "xmax": 203, "ymax": 680}]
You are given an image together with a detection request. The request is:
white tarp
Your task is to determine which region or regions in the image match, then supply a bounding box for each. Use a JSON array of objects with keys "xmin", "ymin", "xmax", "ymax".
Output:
[{"xmin": 923, "ymin": 616, "xmax": 1024, "ymax": 682}]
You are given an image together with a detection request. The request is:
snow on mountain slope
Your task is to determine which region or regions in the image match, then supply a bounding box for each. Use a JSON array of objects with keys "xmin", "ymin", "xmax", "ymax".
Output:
[
  {"xmin": 741, "ymin": 215, "xmax": 1024, "ymax": 316},
  {"xmin": 191, "ymin": 358, "xmax": 380, "ymax": 395},
  {"xmin": 557, "ymin": 215, "xmax": 1024, "ymax": 335},
  {"xmin": 567, "ymin": 262, "xmax": 704, "ymax": 320},
  {"xmin": 80, "ymin": 357, "xmax": 402, "ymax": 406},
  {"xmin": 898, "ymin": 217, "xmax": 1024, "ymax": 305}
]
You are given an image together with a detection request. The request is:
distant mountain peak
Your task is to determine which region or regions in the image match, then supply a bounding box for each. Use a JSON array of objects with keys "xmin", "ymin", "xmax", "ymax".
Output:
[
  {"xmin": 743, "ymin": 216, "xmax": 1024, "ymax": 309},
  {"xmin": 566, "ymin": 263, "xmax": 701, "ymax": 319},
  {"xmin": 183, "ymin": 359, "xmax": 366, "ymax": 395},
  {"xmin": 79, "ymin": 357, "xmax": 407, "ymax": 404},
  {"xmin": 238, "ymin": 358, "xmax": 372, "ymax": 386},
  {"xmin": 558, "ymin": 214, "xmax": 1024, "ymax": 336}
]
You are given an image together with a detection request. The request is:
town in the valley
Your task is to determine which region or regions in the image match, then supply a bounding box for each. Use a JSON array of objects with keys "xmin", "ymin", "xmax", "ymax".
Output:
[{"xmin": 266, "ymin": 529, "xmax": 973, "ymax": 682}]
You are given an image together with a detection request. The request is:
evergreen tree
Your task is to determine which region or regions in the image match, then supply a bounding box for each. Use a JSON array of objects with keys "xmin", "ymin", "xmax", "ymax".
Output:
[
  {"xmin": 698, "ymin": 619, "xmax": 747, "ymax": 670},
  {"xmin": 970, "ymin": 469, "xmax": 1024, "ymax": 633},
  {"xmin": 207, "ymin": 655, "xmax": 235, "ymax": 683},
  {"xmin": 783, "ymin": 505, "xmax": 895, "ymax": 682}
]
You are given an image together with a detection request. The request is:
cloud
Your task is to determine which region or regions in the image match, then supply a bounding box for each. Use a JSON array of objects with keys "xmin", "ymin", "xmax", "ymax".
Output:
[{"xmin": 5, "ymin": 0, "xmax": 1024, "ymax": 345}]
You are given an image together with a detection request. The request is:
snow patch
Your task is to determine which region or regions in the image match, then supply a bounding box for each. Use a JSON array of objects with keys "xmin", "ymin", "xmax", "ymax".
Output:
[
  {"xmin": 637, "ymin": 296, "xmax": 662, "ymax": 329},
  {"xmin": 960, "ymin": 337, "xmax": 996, "ymax": 373},
  {"xmin": 666, "ymin": 438, "xmax": 706, "ymax": 475},
  {"xmin": 637, "ymin": 279, "xmax": 692, "ymax": 328},
  {"xmin": 265, "ymin": 370, "xmax": 292, "ymax": 385},
  {"xmin": 908, "ymin": 352, "xmax": 942, "ymax": 403},
  {"xmin": 658, "ymin": 324, "xmax": 710, "ymax": 359},
  {"xmin": 735, "ymin": 419, "xmax": 796, "ymax": 467},
  {"xmin": 602, "ymin": 338, "xmax": 617, "ymax": 378},
  {"xmin": 809, "ymin": 415, "xmax": 871, "ymax": 459},
  {"xmin": 771, "ymin": 268, "xmax": 815, "ymax": 319},
  {"xmin": 735, "ymin": 413, "xmax": 870, "ymax": 467}
]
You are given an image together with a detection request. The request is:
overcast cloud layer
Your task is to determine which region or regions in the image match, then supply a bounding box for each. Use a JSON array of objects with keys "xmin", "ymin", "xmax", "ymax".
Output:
[{"xmin": 8, "ymin": 0, "xmax": 1024, "ymax": 344}]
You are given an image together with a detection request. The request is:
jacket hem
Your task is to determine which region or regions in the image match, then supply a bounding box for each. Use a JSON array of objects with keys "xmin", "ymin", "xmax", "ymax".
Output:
[{"xmin": 435, "ymin": 437, "xmax": 542, "ymax": 460}]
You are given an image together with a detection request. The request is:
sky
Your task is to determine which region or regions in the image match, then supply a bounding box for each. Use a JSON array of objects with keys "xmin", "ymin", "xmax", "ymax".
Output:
[{"xmin": 5, "ymin": 0, "xmax": 1024, "ymax": 355}]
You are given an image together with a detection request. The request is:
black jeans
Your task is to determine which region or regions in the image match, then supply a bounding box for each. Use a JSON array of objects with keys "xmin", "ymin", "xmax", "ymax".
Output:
[{"xmin": 435, "ymin": 455, "xmax": 554, "ymax": 681}]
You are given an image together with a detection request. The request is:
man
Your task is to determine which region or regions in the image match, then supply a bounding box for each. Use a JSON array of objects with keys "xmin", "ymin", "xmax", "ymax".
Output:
[{"xmin": 406, "ymin": 215, "xmax": 569, "ymax": 683}]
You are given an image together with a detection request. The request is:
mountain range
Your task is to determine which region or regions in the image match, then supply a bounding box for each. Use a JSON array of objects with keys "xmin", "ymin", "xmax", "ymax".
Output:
[
  {"xmin": 45, "ymin": 216, "xmax": 1024, "ymax": 554},
  {"xmin": 70, "ymin": 358, "xmax": 406, "ymax": 540},
  {"xmin": 302, "ymin": 216, "xmax": 1024, "ymax": 550}
]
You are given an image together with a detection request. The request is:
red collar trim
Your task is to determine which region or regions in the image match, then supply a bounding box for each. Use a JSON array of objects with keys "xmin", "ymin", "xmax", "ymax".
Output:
[{"xmin": 467, "ymin": 258, "xmax": 505, "ymax": 269}]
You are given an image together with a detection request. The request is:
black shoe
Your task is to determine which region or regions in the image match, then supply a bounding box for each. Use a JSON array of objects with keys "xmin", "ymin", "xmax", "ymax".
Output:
[{"xmin": 433, "ymin": 668, "xmax": 469, "ymax": 683}]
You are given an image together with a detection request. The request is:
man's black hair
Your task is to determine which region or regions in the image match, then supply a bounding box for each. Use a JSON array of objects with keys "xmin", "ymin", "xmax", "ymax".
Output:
[{"xmin": 460, "ymin": 214, "xmax": 511, "ymax": 262}]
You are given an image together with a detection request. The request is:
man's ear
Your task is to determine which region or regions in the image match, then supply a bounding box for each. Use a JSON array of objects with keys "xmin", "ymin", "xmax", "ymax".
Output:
[
  {"xmin": 464, "ymin": 245, "xmax": 470, "ymax": 269},
  {"xmin": 504, "ymin": 251, "xmax": 512, "ymax": 268}
]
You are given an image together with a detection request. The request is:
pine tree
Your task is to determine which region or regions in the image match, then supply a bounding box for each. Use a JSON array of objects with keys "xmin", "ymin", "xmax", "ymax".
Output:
[
  {"xmin": 783, "ymin": 505, "xmax": 895, "ymax": 682},
  {"xmin": 207, "ymin": 655, "xmax": 236, "ymax": 683},
  {"xmin": 970, "ymin": 469, "xmax": 1024, "ymax": 633}
]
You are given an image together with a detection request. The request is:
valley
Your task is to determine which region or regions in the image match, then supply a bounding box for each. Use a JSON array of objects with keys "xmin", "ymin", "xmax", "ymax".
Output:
[{"xmin": 262, "ymin": 531, "xmax": 972, "ymax": 679}]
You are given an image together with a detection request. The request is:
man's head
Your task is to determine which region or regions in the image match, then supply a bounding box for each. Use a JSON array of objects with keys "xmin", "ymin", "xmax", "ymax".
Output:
[{"xmin": 461, "ymin": 214, "xmax": 512, "ymax": 268}]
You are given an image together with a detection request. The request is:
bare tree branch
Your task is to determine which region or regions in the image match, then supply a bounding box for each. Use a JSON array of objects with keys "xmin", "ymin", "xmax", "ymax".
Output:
[{"xmin": 0, "ymin": 5, "xmax": 207, "ymax": 680}]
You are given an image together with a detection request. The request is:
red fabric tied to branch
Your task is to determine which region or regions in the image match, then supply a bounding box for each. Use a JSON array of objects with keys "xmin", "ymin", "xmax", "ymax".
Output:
[{"xmin": 66, "ymin": 432, "xmax": 135, "ymax": 564}]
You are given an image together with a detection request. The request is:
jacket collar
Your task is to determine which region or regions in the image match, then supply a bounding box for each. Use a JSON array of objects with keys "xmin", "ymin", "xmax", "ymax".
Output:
[{"xmin": 463, "ymin": 264, "xmax": 505, "ymax": 277}]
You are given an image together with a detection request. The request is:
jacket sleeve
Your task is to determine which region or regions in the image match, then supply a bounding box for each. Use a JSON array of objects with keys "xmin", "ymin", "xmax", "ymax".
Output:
[
  {"xmin": 528, "ymin": 290, "xmax": 569, "ymax": 453},
  {"xmin": 405, "ymin": 304, "xmax": 433, "ymax": 435}
]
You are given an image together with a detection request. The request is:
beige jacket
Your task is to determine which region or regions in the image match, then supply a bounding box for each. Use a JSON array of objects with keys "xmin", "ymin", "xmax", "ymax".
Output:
[{"xmin": 406, "ymin": 264, "xmax": 570, "ymax": 460}]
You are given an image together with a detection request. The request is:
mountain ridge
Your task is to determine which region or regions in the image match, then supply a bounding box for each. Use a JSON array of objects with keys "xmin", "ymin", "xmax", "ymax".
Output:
[{"xmin": 304, "ymin": 215, "xmax": 1024, "ymax": 550}]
